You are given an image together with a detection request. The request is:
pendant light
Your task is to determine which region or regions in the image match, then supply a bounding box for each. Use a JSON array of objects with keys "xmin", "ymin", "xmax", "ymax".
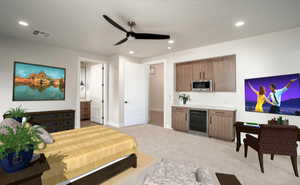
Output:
[{"xmin": 80, "ymin": 81, "xmax": 84, "ymax": 86}]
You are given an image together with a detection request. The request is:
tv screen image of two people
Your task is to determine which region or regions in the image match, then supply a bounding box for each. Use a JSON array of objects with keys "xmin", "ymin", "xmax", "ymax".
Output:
[{"xmin": 245, "ymin": 73, "xmax": 300, "ymax": 116}]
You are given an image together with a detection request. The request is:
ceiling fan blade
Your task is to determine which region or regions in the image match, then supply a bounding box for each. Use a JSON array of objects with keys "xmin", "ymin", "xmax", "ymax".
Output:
[
  {"xmin": 103, "ymin": 15, "xmax": 128, "ymax": 33},
  {"xmin": 133, "ymin": 33, "xmax": 170, "ymax": 40},
  {"xmin": 114, "ymin": 37, "xmax": 128, "ymax": 46}
]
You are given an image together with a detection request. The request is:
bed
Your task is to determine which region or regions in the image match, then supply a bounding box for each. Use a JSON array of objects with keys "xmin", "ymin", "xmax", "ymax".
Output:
[{"xmin": 40, "ymin": 125, "xmax": 137, "ymax": 185}]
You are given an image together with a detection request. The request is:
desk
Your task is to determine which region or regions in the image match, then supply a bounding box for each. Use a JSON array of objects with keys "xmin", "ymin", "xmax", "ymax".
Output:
[{"xmin": 235, "ymin": 122, "xmax": 300, "ymax": 152}]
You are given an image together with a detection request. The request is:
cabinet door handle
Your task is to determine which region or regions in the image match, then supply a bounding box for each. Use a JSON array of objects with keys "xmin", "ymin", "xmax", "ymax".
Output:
[
  {"xmin": 185, "ymin": 112, "xmax": 188, "ymax": 121},
  {"xmin": 203, "ymin": 72, "xmax": 205, "ymax": 79}
]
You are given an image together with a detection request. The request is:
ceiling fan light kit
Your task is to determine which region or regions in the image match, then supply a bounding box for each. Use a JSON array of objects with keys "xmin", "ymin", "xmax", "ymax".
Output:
[{"xmin": 102, "ymin": 15, "xmax": 171, "ymax": 46}]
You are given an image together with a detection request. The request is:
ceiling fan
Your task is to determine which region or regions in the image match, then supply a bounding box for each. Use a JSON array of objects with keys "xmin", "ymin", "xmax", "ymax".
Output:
[{"xmin": 102, "ymin": 15, "xmax": 170, "ymax": 46}]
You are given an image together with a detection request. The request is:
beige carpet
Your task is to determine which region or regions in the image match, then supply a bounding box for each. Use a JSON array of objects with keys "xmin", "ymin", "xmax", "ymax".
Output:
[
  {"xmin": 117, "ymin": 124, "xmax": 300, "ymax": 185},
  {"xmin": 101, "ymin": 152, "xmax": 156, "ymax": 185}
]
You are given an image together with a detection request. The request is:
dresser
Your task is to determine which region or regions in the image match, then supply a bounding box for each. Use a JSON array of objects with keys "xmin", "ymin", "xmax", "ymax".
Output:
[{"xmin": 26, "ymin": 110, "xmax": 75, "ymax": 133}]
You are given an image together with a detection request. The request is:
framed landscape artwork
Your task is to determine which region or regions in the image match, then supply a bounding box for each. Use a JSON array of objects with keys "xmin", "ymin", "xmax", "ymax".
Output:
[
  {"xmin": 13, "ymin": 62, "xmax": 66, "ymax": 101},
  {"xmin": 245, "ymin": 73, "xmax": 300, "ymax": 116}
]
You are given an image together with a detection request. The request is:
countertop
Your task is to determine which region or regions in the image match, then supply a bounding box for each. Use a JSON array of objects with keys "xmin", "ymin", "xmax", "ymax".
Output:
[
  {"xmin": 172, "ymin": 104, "xmax": 237, "ymax": 111},
  {"xmin": 80, "ymin": 99, "xmax": 92, "ymax": 102}
]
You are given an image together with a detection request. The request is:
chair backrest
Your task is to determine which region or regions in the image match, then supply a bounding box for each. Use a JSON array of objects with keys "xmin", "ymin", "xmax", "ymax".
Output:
[{"xmin": 258, "ymin": 124, "xmax": 298, "ymax": 156}]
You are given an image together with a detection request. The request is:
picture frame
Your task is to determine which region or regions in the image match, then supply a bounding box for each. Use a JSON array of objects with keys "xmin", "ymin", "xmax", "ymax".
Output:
[
  {"xmin": 13, "ymin": 61, "xmax": 66, "ymax": 101},
  {"xmin": 245, "ymin": 73, "xmax": 300, "ymax": 116}
]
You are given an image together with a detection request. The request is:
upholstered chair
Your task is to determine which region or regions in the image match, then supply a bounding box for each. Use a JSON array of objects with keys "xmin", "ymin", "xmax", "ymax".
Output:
[{"xmin": 244, "ymin": 124, "xmax": 298, "ymax": 177}]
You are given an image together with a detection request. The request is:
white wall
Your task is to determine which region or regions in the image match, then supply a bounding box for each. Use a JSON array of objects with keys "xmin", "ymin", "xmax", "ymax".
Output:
[
  {"xmin": 0, "ymin": 36, "xmax": 107, "ymax": 128},
  {"xmin": 144, "ymin": 27, "xmax": 300, "ymax": 130},
  {"xmin": 80, "ymin": 64, "xmax": 87, "ymax": 99},
  {"xmin": 80, "ymin": 63, "xmax": 92, "ymax": 100},
  {"xmin": 149, "ymin": 63, "xmax": 164, "ymax": 112},
  {"xmin": 107, "ymin": 56, "xmax": 121, "ymax": 126},
  {"xmin": 80, "ymin": 62, "xmax": 93, "ymax": 100}
]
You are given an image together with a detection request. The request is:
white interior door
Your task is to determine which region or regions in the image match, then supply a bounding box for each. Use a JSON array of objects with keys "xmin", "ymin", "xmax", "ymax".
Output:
[
  {"xmin": 89, "ymin": 64, "xmax": 103, "ymax": 123},
  {"xmin": 124, "ymin": 61, "xmax": 147, "ymax": 126}
]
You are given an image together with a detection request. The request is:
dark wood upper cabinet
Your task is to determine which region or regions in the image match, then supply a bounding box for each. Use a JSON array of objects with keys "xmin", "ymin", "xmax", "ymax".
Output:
[
  {"xmin": 192, "ymin": 61, "xmax": 201, "ymax": 81},
  {"xmin": 176, "ymin": 55, "xmax": 236, "ymax": 92},
  {"xmin": 213, "ymin": 55, "xmax": 236, "ymax": 92},
  {"xmin": 192, "ymin": 60, "xmax": 214, "ymax": 81},
  {"xmin": 176, "ymin": 63, "xmax": 193, "ymax": 91}
]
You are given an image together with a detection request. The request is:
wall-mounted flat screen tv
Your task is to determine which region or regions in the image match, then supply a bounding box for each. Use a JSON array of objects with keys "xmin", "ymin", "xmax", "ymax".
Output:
[
  {"xmin": 245, "ymin": 73, "xmax": 300, "ymax": 116},
  {"xmin": 13, "ymin": 62, "xmax": 66, "ymax": 101}
]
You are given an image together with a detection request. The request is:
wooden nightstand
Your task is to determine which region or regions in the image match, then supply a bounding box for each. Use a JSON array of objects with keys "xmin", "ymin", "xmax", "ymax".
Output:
[{"xmin": 0, "ymin": 154, "xmax": 49, "ymax": 185}]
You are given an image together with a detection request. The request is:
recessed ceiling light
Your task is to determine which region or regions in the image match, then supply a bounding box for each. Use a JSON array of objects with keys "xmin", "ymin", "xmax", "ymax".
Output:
[
  {"xmin": 235, "ymin": 21, "xmax": 245, "ymax": 27},
  {"xmin": 168, "ymin": 40, "xmax": 175, "ymax": 44},
  {"xmin": 129, "ymin": 50, "xmax": 134, "ymax": 54},
  {"xmin": 18, "ymin": 21, "xmax": 29, "ymax": 27},
  {"xmin": 168, "ymin": 46, "xmax": 172, "ymax": 50}
]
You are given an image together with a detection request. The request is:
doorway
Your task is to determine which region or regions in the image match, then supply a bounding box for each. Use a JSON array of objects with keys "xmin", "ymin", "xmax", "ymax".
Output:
[
  {"xmin": 80, "ymin": 61, "xmax": 105, "ymax": 127},
  {"xmin": 148, "ymin": 63, "xmax": 164, "ymax": 127}
]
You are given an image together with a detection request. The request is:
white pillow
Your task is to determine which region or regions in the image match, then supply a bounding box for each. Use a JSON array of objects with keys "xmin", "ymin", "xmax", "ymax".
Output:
[
  {"xmin": 32, "ymin": 125, "xmax": 54, "ymax": 144},
  {"xmin": 0, "ymin": 118, "xmax": 21, "ymax": 135}
]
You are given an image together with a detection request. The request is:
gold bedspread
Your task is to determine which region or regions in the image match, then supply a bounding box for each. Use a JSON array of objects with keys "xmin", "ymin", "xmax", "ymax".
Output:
[{"xmin": 40, "ymin": 125, "xmax": 137, "ymax": 185}]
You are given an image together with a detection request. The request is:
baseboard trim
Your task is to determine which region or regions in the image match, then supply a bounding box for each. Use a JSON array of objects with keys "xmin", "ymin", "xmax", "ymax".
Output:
[
  {"xmin": 105, "ymin": 122, "xmax": 120, "ymax": 128},
  {"xmin": 121, "ymin": 122, "xmax": 148, "ymax": 128}
]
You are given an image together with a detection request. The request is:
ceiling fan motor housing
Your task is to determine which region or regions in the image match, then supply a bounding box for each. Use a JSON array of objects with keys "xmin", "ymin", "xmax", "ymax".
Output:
[{"xmin": 128, "ymin": 21, "xmax": 136, "ymax": 28}]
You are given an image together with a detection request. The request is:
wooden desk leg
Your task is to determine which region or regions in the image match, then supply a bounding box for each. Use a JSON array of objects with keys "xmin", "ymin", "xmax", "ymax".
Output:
[
  {"xmin": 236, "ymin": 128, "xmax": 241, "ymax": 152},
  {"xmin": 271, "ymin": 154, "xmax": 274, "ymax": 160}
]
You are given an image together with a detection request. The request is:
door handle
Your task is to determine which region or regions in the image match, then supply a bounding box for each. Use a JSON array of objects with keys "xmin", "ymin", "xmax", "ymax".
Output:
[
  {"xmin": 124, "ymin": 101, "xmax": 128, "ymax": 104},
  {"xmin": 215, "ymin": 112, "xmax": 224, "ymax": 115},
  {"xmin": 203, "ymin": 72, "xmax": 205, "ymax": 79}
]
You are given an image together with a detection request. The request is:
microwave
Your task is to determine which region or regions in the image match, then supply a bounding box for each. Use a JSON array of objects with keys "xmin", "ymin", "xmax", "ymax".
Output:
[{"xmin": 192, "ymin": 80, "xmax": 213, "ymax": 92}]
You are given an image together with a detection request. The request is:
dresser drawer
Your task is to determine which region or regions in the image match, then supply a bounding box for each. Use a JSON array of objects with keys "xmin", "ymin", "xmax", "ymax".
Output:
[
  {"xmin": 172, "ymin": 106, "xmax": 189, "ymax": 112},
  {"xmin": 64, "ymin": 112, "xmax": 74, "ymax": 119},
  {"xmin": 209, "ymin": 110, "xmax": 235, "ymax": 117}
]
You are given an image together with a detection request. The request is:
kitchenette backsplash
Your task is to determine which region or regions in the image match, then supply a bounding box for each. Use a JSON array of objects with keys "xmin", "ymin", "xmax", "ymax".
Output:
[{"xmin": 173, "ymin": 91, "xmax": 237, "ymax": 107}]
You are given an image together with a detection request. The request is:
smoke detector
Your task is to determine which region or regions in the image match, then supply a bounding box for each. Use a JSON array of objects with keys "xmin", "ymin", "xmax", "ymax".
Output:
[{"xmin": 32, "ymin": 30, "xmax": 50, "ymax": 37}]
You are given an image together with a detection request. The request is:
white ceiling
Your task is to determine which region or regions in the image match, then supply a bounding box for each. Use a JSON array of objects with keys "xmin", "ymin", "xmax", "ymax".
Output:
[{"xmin": 0, "ymin": 0, "xmax": 300, "ymax": 58}]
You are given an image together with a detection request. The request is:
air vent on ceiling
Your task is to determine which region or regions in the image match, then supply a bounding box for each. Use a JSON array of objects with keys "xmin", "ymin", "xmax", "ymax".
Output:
[{"xmin": 32, "ymin": 30, "xmax": 50, "ymax": 37}]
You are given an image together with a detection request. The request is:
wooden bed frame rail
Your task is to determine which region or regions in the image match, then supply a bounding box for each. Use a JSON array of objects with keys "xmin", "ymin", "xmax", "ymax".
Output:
[{"xmin": 65, "ymin": 154, "xmax": 137, "ymax": 185}]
